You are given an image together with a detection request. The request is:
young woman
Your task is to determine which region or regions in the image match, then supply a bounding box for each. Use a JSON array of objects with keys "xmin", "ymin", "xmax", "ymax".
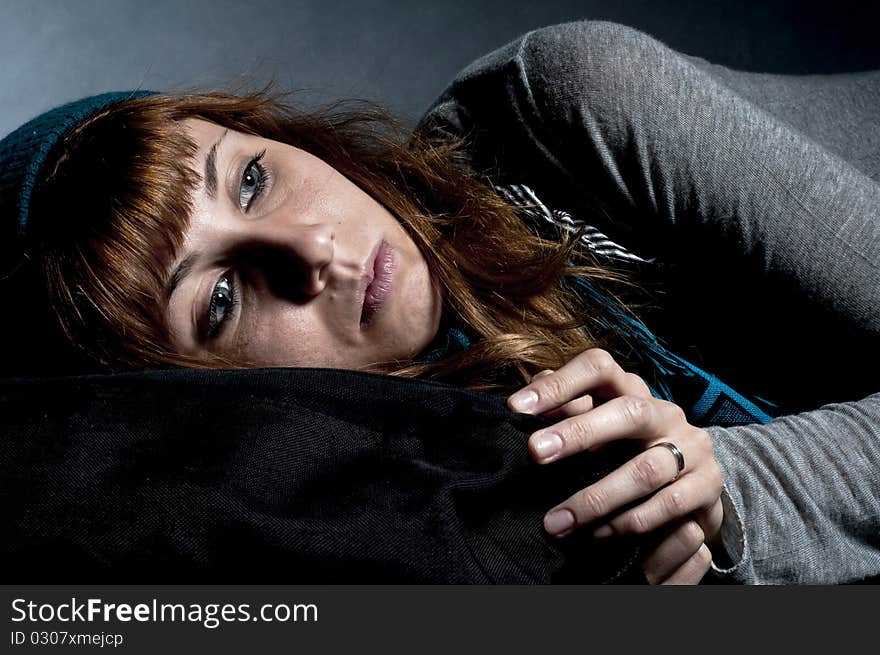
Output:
[{"xmin": 1, "ymin": 20, "xmax": 878, "ymax": 584}]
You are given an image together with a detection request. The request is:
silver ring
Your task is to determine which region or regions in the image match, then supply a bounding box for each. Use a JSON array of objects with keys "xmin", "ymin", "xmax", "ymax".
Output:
[{"xmin": 648, "ymin": 442, "xmax": 685, "ymax": 482}]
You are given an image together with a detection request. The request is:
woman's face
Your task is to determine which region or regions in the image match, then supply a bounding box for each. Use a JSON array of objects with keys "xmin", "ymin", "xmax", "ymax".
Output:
[{"xmin": 165, "ymin": 118, "xmax": 443, "ymax": 369}]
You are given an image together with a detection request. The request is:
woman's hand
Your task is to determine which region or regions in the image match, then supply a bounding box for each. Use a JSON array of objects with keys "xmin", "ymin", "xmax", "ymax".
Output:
[{"xmin": 506, "ymin": 348, "xmax": 725, "ymax": 584}]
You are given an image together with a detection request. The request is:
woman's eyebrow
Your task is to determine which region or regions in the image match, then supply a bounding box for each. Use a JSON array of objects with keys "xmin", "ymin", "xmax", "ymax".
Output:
[
  {"xmin": 162, "ymin": 128, "xmax": 231, "ymax": 302},
  {"xmin": 165, "ymin": 250, "xmax": 201, "ymax": 302},
  {"xmin": 204, "ymin": 128, "xmax": 230, "ymax": 201}
]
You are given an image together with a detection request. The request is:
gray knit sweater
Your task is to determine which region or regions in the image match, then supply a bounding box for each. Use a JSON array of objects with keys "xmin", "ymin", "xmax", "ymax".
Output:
[{"xmin": 414, "ymin": 20, "xmax": 880, "ymax": 584}]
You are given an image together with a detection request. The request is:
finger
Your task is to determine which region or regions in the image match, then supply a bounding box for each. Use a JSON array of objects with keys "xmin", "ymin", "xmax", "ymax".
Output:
[
  {"xmin": 531, "ymin": 369, "xmax": 555, "ymax": 381},
  {"xmin": 695, "ymin": 497, "xmax": 725, "ymax": 548},
  {"xmin": 641, "ymin": 520, "xmax": 705, "ymax": 585},
  {"xmin": 508, "ymin": 348, "xmax": 651, "ymax": 415},
  {"xmin": 542, "ymin": 435, "xmax": 690, "ymax": 534},
  {"xmin": 598, "ymin": 471, "xmax": 720, "ymax": 537},
  {"xmin": 660, "ymin": 544, "xmax": 712, "ymax": 585},
  {"xmin": 532, "ymin": 370, "xmax": 595, "ymax": 420},
  {"xmin": 542, "ymin": 394, "xmax": 595, "ymax": 420},
  {"xmin": 529, "ymin": 395, "xmax": 685, "ymax": 463}
]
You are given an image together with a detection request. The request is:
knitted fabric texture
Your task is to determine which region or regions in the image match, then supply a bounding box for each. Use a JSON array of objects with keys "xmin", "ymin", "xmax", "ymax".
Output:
[{"xmin": 0, "ymin": 90, "xmax": 158, "ymax": 255}]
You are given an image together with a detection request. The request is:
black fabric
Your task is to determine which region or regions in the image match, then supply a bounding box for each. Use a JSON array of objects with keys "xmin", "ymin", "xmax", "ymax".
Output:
[{"xmin": 1, "ymin": 367, "xmax": 647, "ymax": 583}]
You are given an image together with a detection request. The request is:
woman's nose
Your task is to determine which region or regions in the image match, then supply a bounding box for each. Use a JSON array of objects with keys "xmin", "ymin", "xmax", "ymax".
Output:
[{"xmin": 250, "ymin": 220, "xmax": 334, "ymax": 298}]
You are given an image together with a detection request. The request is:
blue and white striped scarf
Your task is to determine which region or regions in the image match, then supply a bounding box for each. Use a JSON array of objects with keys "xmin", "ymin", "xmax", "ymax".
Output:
[{"xmin": 416, "ymin": 184, "xmax": 780, "ymax": 429}]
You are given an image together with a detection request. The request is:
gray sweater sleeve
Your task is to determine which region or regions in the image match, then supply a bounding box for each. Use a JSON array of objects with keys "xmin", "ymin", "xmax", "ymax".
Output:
[
  {"xmin": 417, "ymin": 20, "xmax": 880, "ymax": 583},
  {"xmin": 705, "ymin": 394, "xmax": 880, "ymax": 584}
]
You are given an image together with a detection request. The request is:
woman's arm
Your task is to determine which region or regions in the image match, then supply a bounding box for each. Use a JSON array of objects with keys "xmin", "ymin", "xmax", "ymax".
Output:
[
  {"xmin": 705, "ymin": 393, "xmax": 880, "ymax": 584},
  {"xmin": 418, "ymin": 19, "xmax": 880, "ymax": 583},
  {"xmin": 418, "ymin": 21, "xmax": 880, "ymax": 407}
]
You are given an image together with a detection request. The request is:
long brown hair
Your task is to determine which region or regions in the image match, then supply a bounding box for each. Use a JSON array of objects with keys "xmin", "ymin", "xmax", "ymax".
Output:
[{"xmin": 25, "ymin": 82, "xmax": 662, "ymax": 393}]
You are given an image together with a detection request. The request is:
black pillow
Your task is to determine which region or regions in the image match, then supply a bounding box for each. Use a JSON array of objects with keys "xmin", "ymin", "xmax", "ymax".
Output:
[{"xmin": 1, "ymin": 367, "xmax": 646, "ymax": 583}]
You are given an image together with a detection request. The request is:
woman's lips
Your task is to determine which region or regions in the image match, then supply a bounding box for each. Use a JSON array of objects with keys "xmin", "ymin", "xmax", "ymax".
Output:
[{"xmin": 360, "ymin": 240, "xmax": 396, "ymax": 328}]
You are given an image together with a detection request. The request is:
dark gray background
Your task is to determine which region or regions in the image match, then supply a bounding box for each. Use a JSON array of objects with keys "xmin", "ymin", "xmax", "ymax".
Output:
[{"xmin": 2, "ymin": 0, "xmax": 880, "ymax": 137}]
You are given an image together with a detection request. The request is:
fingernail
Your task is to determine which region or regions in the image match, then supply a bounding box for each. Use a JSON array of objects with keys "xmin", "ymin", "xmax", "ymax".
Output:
[
  {"xmin": 544, "ymin": 509, "xmax": 575, "ymax": 536},
  {"xmin": 593, "ymin": 525, "xmax": 613, "ymax": 538},
  {"xmin": 509, "ymin": 389, "xmax": 538, "ymax": 413},
  {"xmin": 533, "ymin": 432, "xmax": 563, "ymax": 461}
]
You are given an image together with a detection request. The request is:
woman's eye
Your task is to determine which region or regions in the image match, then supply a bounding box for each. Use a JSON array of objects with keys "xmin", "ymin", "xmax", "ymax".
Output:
[
  {"xmin": 239, "ymin": 149, "xmax": 270, "ymax": 212},
  {"xmin": 207, "ymin": 274, "xmax": 238, "ymax": 338}
]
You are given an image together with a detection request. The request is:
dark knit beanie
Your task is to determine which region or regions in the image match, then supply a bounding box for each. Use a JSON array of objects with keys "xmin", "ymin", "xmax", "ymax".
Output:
[
  {"xmin": 0, "ymin": 90, "xmax": 158, "ymax": 376},
  {"xmin": 1, "ymin": 90, "xmax": 158, "ymax": 266}
]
